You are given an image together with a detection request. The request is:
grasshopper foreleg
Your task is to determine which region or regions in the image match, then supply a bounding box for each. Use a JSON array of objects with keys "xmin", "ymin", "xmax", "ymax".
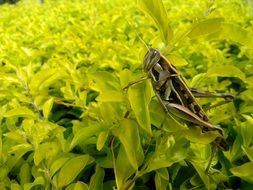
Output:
[{"xmin": 123, "ymin": 76, "xmax": 150, "ymax": 90}]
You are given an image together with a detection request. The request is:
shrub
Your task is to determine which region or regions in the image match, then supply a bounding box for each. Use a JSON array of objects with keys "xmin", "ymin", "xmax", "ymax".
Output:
[{"xmin": 0, "ymin": 0, "xmax": 253, "ymax": 189}]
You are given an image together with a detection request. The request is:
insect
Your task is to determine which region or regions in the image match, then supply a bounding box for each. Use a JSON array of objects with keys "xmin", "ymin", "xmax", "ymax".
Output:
[{"xmin": 125, "ymin": 48, "xmax": 234, "ymax": 172}]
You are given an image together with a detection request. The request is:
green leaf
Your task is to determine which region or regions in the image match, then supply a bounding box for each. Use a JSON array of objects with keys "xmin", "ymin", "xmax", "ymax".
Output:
[
  {"xmin": 167, "ymin": 54, "xmax": 188, "ymax": 66},
  {"xmin": 240, "ymin": 115, "xmax": 253, "ymax": 147},
  {"xmin": 230, "ymin": 135, "xmax": 243, "ymax": 162},
  {"xmin": 34, "ymin": 142, "xmax": 60, "ymax": 166},
  {"xmin": 66, "ymin": 182, "xmax": 89, "ymax": 190},
  {"xmin": 188, "ymin": 18, "xmax": 224, "ymax": 38},
  {"xmin": 99, "ymin": 102, "xmax": 123, "ymax": 122},
  {"xmin": 4, "ymin": 130, "xmax": 27, "ymax": 143},
  {"xmin": 50, "ymin": 155, "xmax": 72, "ymax": 176},
  {"xmin": 3, "ymin": 107, "xmax": 37, "ymax": 119},
  {"xmin": 155, "ymin": 171, "xmax": 169, "ymax": 190},
  {"xmin": 240, "ymin": 88, "xmax": 253, "ymax": 101},
  {"xmin": 10, "ymin": 183, "xmax": 22, "ymax": 190},
  {"xmin": 145, "ymin": 135, "xmax": 188, "ymax": 173},
  {"xmin": 206, "ymin": 65, "xmax": 245, "ymax": 81},
  {"xmin": 115, "ymin": 145, "xmax": 135, "ymax": 190},
  {"xmin": 21, "ymin": 46, "xmax": 34, "ymax": 57},
  {"xmin": 58, "ymin": 155, "xmax": 94, "ymax": 188},
  {"xmin": 211, "ymin": 23, "xmax": 253, "ymax": 49},
  {"xmin": 128, "ymin": 81, "xmax": 152, "ymax": 134},
  {"xmin": 138, "ymin": 0, "xmax": 173, "ymax": 43},
  {"xmin": 23, "ymin": 176, "xmax": 45, "ymax": 190},
  {"xmin": 42, "ymin": 97, "xmax": 54, "ymax": 119},
  {"xmin": 89, "ymin": 166, "xmax": 105, "ymax": 190},
  {"xmin": 70, "ymin": 124, "xmax": 104, "ymax": 150},
  {"xmin": 95, "ymin": 147, "xmax": 113, "ymax": 168},
  {"xmin": 183, "ymin": 126, "xmax": 221, "ymax": 145},
  {"xmin": 30, "ymin": 68, "xmax": 62, "ymax": 92},
  {"xmin": 19, "ymin": 163, "xmax": 31, "ymax": 185},
  {"xmin": 156, "ymin": 168, "xmax": 169, "ymax": 180},
  {"xmin": 242, "ymin": 146, "xmax": 253, "ymax": 162},
  {"xmin": 8, "ymin": 143, "xmax": 33, "ymax": 169},
  {"xmin": 119, "ymin": 69, "xmax": 132, "ymax": 88},
  {"xmin": 96, "ymin": 91, "xmax": 124, "ymax": 102},
  {"xmin": 149, "ymin": 99, "xmax": 166, "ymax": 128},
  {"xmin": 231, "ymin": 162, "xmax": 253, "ymax": 183},
  {"xmin": 113, "ymin": 119, "xmax": 144, "ymax": 170},
  {"xmin": 88, "ymin": 71, "xmax": 120, "ymax": 92},
  {"xmin": 190, "ymin": 161, "xmax": 211, "ymax": 189},
  {"xmin": 96, "ymin": 131, "xmax": 109, "ymax": 151}
]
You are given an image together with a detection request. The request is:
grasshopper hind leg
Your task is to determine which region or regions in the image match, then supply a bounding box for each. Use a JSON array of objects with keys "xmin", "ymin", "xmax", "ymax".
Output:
[
  {"xmin": 205, "ymin": 137, "xmax": 228, "ymax": 173},
  {"xmin": 205, "ymin": 143, "xmax": 218, "ymax": 174}
]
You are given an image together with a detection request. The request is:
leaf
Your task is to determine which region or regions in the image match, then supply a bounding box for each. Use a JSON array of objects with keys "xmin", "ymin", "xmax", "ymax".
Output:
[
  {"xmin": 155, "ymin": 171, "xmax": 169, "ymax": 190},
  {"xmin": 144, "ymin": 135, "xmax": 188, "ymax": 173},
  {"xmin": 156, "ymin": 168, "xmax": 169, "ymax": 180},
  {"xmin": 50, "ymin": 155, "xmax": 72, "ymax": 176},
  {"xmin": 96, "ymin": 131, "xmax": 109, "ymax": 151},
  {"xmin": 115, "ymin": 145, "xmax": 135, "ymax": 190},
  {"xmin": 149, "ymin": 99, "xmax": 166, "ymax": 128},
  {"xmin": 99, "ymin": 102, "xmax": 123, "ymax": 123},
  {"xmin": 167, "ymin": 54, "xmax": 188, "ymax": 66},
  {"xmin": 138, "ymin": 0, "xmax": 173, "ymax": 43},
  {"xmin": 70, "ymin": 124, "xmax": 104, "ymax": 150},
  {"xmin": 66, "ymin": 182, "xmax": 89, "ymax": 190},
  {"xmin": 113, "ymin": 119, "xmax": 144, "ymax": 170},
  {"xmin": 128, "ymin": 81, "xmax": 152, "ymax": 134},
  {"xmin": 119, "ymin": 69, "xmax": 132, "ymax": 88},
  {"xmin": 19, "ymin": 163, "xmax": 31, "ymax": 185},
  {"xmin": 30, "ymin": 68, "xmax": 56, "ymax": 90},
  {"xmin": 206, "ymin": 65, "xmax": 245, "ymax": 81},
  {"xmin": 23, "ymin": 176, "xmax": 45, "ymax": 190},
  {"xmin": 230, "ymin": 135, "xmax": 243, "ymax": 162},
  {"xmin": 58, "ymin": 155, "xmax": 94, "ymax": 188},
  {"xmin": 95, "ymin": 147, "xmax": 113, "ymax": 168},
  {"xmin": 89, "ymin": 166, "xmax": 105, "ymax": 190},
  {"xmin": 96, "ymin": 91, "xmax": 124, "ymax": 102},
  {"xmin": 42, "ymin": 97, "xmax": 54, "ymax": 119},
  {"xmin": 8, "ymin": 144, "xmax": 33, "ymax": 169},
  {"xmin": 88, "ymin": 71, "xmax": 120, "ymax": 92},
  {"xmin": 211, "ymin": 23, "xmax": 253, "ymax": 49},
  {"xmin": 3, "ymin": 107, "xmax": 37, "ymax": 119},
  {"xmin": 4, "ymin": 130, "xmax": 27, "ymax": 143},
  {"xmin": 240, "ymin": 89, "xmax": 253, "ymax": 101},
  {"xmin": 242, "ymin": 146, "xmax": 253, "ymax": 162},
  {"xmin": 231, "ymin": 162, "xmax": 253, "ymax": 183},
  {"xmin": 21, "ymin": 47, "xmax": 34, "ymax": 57},
  {"xmin": 34, "ymin": 142, "xmax": 60, "ymax": 166},
  {"xmin": 190, "ymin": 161, "xmax": 211, "ymax": 189},
  {"xmin": 190, "ymin": 73, "xmax": 205, "ymax": 87},
  {"xmin": 10, "ymin": 183, "xmax": 22, "ymax": 190},
  {"xmin": 240, "ymin": 115, "xmax": 253, "ymax": 147},
  {"xmin": 187, "ymin": 18, "xmax": 224, "ymax": 38},
  {"xmin": 30, "ymin": 68, "xmax": 66, "ymax": 93},
  {"xmin": 183, "ymin": 126, "xmax": 221, "ymax": 145}
]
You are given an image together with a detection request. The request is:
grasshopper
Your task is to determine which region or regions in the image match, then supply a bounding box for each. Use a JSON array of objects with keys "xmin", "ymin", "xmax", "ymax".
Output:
[{"xmin": 125, "ymin": 48, "xmax": 234, "ymax": 172}]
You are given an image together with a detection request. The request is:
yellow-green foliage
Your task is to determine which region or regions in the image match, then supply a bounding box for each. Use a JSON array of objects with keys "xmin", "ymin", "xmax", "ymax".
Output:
[{"xmin": 0, "ymin": 0, "xmax": 253, "ymax": 189}]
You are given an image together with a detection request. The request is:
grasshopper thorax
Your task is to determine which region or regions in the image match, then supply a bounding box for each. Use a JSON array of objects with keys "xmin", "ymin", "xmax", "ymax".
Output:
[{"xmin": 143, "ymin": 48, "xmax": 161, "ymax": 73}]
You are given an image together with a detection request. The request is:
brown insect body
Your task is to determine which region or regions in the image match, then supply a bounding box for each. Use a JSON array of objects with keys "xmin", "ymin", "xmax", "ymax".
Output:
[{"xmin": 144, "ymin": 48, "xmax": 228, "ymax": 151}]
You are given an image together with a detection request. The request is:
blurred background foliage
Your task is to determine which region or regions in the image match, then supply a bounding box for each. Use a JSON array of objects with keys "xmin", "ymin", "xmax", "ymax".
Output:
[{"xmin": 0, "ymin": 0, "xmax": 253, "ymax": 189}]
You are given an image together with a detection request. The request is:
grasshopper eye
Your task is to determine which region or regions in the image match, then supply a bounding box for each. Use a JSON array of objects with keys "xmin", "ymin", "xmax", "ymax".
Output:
[{"xmin": 151, "ymin": 51, "xmax": 157, "ymax": 58}]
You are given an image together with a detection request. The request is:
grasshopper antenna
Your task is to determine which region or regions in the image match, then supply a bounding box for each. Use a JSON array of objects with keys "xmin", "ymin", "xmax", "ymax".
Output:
[
  {"xmin": 125, "ymin": 18, "xmax": 150, "ymax": 52},
  {"xmin": 122, "ymin": 19, "xmax": 151, "ymax": 91}
]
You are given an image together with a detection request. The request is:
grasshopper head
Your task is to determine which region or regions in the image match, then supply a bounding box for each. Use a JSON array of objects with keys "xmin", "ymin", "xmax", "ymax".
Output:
[{"xmin": 143, "ymin": 48, "xmax": 161, "ymax": 73}]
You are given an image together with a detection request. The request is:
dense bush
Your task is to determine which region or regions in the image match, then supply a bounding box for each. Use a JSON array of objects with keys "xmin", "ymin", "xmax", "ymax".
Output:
[{"xmin": 0, "ymin": 0, "xmax": 253, "ymax": 189}]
